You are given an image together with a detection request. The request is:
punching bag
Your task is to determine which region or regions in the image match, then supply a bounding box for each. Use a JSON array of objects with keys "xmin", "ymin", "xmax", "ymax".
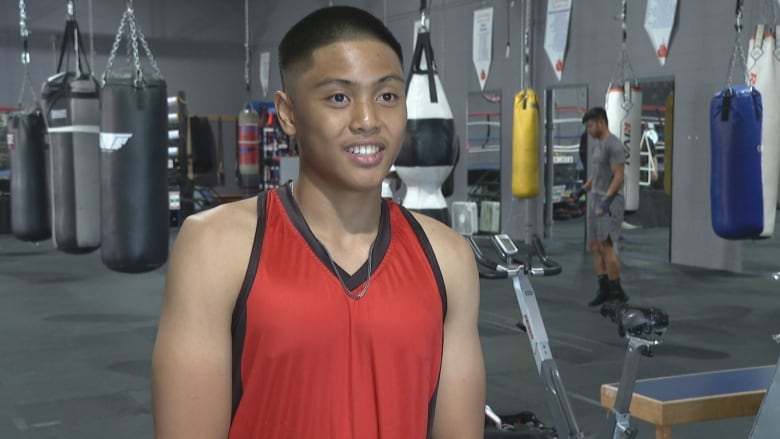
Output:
[
  {"xmin": 396, "ymin": 28, "xmax": 457, "ymax": 225},
  {"xmin": 41, "ymin": 12, "xmax": 101, "ymax": 254},
  {"xmin": 511, "ymin": 89, "xmax": 540, "ymax": 198},
  {"xmin": 99, "ymin": 3, "xmax": 169, "ymax": 273},
  {"xmin": 663, "ymin": 91, "xmax": 674, "ymax": 196},
  {"xmin": 100, "ymin": 68, "xmax": 168, "ymax": 273},
  {"xmin": 710, "ymin": 85, "xmax": 764, "ymax": 239},
  {"xmin": 237, "ymin": 105, "xmax": 261, "ymax": 194},
  {"xmin": 8, "ymin": 109, "xmax": 50, "ymax": 241},
  {"xmin": 605, "ymin": 83, "xmax": 642, "ymax": 212},
  {"xmin": 747, "ymin": 25, "xmax": 780, "ymax": 237}
]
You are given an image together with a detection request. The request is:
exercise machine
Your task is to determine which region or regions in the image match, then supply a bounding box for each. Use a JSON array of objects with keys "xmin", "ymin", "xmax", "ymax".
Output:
[{"xmin": 472, "ymin": 233, "xmax": 669, "ymax": 438}]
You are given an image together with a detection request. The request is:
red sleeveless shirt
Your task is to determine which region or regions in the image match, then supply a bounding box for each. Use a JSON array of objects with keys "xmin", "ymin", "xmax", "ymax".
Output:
[{"xmin": 228, "ymin": 185, "xmax": 446, "ymax": 438}]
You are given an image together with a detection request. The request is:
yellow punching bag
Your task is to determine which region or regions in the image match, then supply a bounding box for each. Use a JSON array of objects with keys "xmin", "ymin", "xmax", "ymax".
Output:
[
  {"xmin": 512, "ymin": 89, "xmax": 540, "ymax": 198},
  {"xmin": 663, "ymin": 90, "xmax": 674, "ymax": 196}
]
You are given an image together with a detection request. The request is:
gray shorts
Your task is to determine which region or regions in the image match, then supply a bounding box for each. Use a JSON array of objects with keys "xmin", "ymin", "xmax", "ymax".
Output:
[{"xmin": 587, "ymin": 195, "xmax": 624, "ymax": 242}]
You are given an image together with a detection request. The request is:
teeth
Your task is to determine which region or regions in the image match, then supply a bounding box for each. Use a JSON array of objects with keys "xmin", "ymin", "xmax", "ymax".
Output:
[{"xmin": 348, "ymin": 145, "xmax": 379, "ymax": 155}]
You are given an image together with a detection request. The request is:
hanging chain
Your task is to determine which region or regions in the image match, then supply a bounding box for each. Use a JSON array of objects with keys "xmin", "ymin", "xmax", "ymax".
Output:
[
  {"xmin": 17, "ymin": 0, "xmax": 38, "ymax": 107},
  {"xmin": 104, "ymin": 9, "xmax": 128, "ymax": 84},
  {"xmin": 763, "ymin": 0, "xmax": 777, "ymax": 25},
  {"xmin": 419, "ymin": 0, "xmax": 432, "ymax": 30},
  {"xmin": 137, "ymin": 23, "xmax": 161, "ymax": 78},
  {"xmin": 19, "ymin": 0, "xmax": 29, "ymax": 65},
  {"xmin": 610, "ymin": 0, "xmax": 636, "ymax": 87},
  {"xmin": 727, "ymin": 0, "xmax": 748, "ymax": 87},
  {"xmin": 102, "ymin": 0, "xmax": 162, "ymax": 87},
  {"xmin": 128, "ymin": 9, "xmax": 142, "ymax": 85}
]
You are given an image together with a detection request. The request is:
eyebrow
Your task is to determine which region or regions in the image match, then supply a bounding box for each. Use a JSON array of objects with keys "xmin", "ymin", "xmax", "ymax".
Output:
[{"xmin": 313, "ymin": 74, "xmax": 405, "ymax": 89}]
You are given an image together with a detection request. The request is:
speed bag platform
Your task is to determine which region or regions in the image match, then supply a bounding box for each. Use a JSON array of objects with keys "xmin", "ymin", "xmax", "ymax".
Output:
[
  {"xmin": 710, "ymin": 85, "xmax": 764, "ymax": 239},
  {"xmin": 41, "ymin": 71, "xmax": 102, "ymax": 253},
  {"xmin": 8, "ymin": 109, "xmax": 51, "ymax": 242},
  {"xmin": 100, "ymin": 68, "xmax": 169, "ymax": 273}
]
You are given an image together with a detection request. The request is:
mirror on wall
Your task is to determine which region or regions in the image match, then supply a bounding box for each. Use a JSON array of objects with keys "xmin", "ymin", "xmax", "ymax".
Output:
[
  {"xmin": 466, "ymin": 90, "xmax": 502, "ymax": 234},
  {"xmin": 543, "ymin": 84, "xmax": 588, "ymax": 242},
  {"xmin": 621, "ymin": 77, "xmax": 674, "ymax": 261}
]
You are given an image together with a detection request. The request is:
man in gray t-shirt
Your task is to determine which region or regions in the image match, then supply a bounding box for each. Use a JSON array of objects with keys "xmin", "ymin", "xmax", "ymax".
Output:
[{"xmin": 570, "ymin": 107, "xmax": 629, "ymax": 306}]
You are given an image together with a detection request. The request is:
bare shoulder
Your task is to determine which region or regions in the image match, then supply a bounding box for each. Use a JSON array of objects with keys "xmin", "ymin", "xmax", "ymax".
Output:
[
  {"xmin": 410, "ymin": 212, "xmax": 472, "ymax": 259},
  {"xmin": 409, "ymin": 212, "xmax": 479, "ymax": 302},
  {"xmin": 152, "ymin": 197, "xmax": 258, "ymax": 438},
  {"xmin": 166, "ymin": 196, "xmax": 259, "ymax": 310}
]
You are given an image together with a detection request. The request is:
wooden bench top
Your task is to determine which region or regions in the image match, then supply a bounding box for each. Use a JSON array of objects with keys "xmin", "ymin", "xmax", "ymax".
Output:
[{"xmin": 600, "ymin": 365, "xmax": 774, "ymax": 439}]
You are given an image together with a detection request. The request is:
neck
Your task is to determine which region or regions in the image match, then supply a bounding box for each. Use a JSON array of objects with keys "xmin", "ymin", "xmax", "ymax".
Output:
[{"xmin": 290, "ymin": 178, "xmax": 382, "ymax": 247}]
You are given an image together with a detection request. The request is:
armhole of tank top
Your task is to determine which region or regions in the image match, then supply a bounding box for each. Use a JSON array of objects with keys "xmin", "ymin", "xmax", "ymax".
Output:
[
  {"xmin": 396, "ymin": 205, "xmax": 448, "ymax": 321},
  {"xmin": 230, "ymin": 191, "xmax": 268, "ymax": 418}
]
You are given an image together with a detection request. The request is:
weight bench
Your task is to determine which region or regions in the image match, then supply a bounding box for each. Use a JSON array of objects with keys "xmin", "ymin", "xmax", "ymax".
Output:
[{"xmin": 600, "ymin": 365, "xmax": 774, "ymax": 439}]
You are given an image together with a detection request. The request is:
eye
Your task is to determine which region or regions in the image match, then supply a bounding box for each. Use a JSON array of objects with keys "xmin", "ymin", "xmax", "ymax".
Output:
[
  {"xmin": 329, "ymin": 93, "xmax": 348, "ymax": 104},
  {"xmin": 378, "ymin": 92, "xmax": 403, "ymax": 104}
]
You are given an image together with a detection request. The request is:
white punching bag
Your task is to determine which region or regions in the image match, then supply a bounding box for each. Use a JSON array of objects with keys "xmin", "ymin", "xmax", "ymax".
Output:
[
  {"xmin": 395, "ymin": 27, "xmax": 457, "ymax": 225},
  {"xmin": 605, "ymin": 83, "xmax": 642, "ymax": 212},
  {"xmin": 747, "ymin": 24, "xmax": 780, "ymax": 237}
]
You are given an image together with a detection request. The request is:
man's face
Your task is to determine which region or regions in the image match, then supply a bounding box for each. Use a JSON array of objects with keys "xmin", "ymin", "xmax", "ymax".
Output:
[
  {"xmin": 586, "ymin": 118, "xmax": 605, "ymax": 139},
  {"xmin": 275, "ymin": 39, "xmax": 407, "ymax": 192}
]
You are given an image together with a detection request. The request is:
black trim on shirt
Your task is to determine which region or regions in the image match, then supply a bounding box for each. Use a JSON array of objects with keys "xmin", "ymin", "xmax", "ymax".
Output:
[
  {"xmin": 395, "ymin": 205, "xmax": 448, "ymax": 439},
  {"xmin": 277, "ymin": 182, "xmax": 391, "ymax": 292},
  {"xmin": 230, "ymin": 191, "xmax": 268, "ymax": 419},
  {"xmin": 396, "ymin": 206, "xmax": 448, "ymax": 320}
]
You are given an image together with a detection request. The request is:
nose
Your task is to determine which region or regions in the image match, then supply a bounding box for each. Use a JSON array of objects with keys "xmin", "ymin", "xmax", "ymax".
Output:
[{"xmin": 349, "ymin": 98, "xmax": 380, "ymax": 134}]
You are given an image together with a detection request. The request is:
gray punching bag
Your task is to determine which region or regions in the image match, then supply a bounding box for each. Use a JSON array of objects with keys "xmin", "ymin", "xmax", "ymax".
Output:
[
  {"xmin": 99, "ymin": 8, "xmax": 168, "ymax": 273},
  {"xmin": 41, "ymin": 12, "xmax": 101, "ymax": 254},
  {"xmin": 8, "ymin": 109, "xmax": 50, "ymax": 242},
  {"xmin": 396, "ymin": 26, "xmax": 458, "ymax": 225}
]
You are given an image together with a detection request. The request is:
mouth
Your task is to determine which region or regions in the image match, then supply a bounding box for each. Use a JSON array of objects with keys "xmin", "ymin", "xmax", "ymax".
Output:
[{"xmin": 345, "ymin": 144, "xmax": 384, "ymax": 156}]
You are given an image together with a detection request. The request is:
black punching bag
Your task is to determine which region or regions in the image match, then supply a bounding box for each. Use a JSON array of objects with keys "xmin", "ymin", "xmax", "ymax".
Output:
[
  {"xmin": 100, "ymin": 67, "xmax": 169, "ymax": 273},
  {"xmin": 8, "ymin": 109, "xmax": 50, "ymax": 241}
]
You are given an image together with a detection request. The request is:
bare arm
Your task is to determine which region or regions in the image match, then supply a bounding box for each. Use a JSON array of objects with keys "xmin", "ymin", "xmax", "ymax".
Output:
[
  {"xmin": 415, "ymin": 215, "xmax": 486, "ymax": 439},
  {"xmin": 152, "ymin": 204, "xmax": 254, "ymax": 438},
  {"xmin": 582, "ymin": 177, "xmax": 593, "ymax": 192},
  {"xmin": 605, "ymin": 163, "xmax": 625, "ymax": 199}
]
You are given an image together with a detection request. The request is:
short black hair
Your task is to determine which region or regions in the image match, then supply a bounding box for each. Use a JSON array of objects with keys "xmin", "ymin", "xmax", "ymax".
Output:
[
  {"xmin": 278, "ymin": 6, "xmax": 403, "ymax": 90},
  {"xmin": 582, "ymin": 107, "xmax": 608, "ymax": 125}
]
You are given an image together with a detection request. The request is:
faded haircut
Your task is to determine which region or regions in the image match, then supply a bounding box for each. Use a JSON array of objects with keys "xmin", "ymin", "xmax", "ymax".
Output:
[{"xmin": 278, "ymin": 6, "xmax": 403, "ymax": 91}]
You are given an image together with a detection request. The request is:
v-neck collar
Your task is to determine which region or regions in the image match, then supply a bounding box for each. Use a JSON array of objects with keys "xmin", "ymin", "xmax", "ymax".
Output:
[{"xmin": 277, "ymin": 183, "xmax": 391, "ymax": 290}]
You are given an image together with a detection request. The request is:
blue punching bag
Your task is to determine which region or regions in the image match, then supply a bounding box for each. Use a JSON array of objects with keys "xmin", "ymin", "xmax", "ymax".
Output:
[
  {"xmin": 710, "ymin": 85, "xmax": 764, "ymax": 239},
  {"xmin": 395, "ymin": 23, "xmax": 458, "ymax": 225}
]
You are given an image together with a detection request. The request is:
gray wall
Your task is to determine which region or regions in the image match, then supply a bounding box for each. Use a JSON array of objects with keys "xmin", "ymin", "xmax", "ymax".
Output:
[
  {"xmin": 530, "ymin": 0, "xmax": 762, "ymax": 272},
  {"xmin": 1, "ymin": 0, "xmax": 771, "ymax": 271}
]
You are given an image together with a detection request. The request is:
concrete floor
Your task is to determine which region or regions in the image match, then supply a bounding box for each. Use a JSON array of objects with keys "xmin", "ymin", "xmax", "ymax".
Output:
[{"xmin": 0, "ymin": 216, "xmax": 778, "ymax": 438}]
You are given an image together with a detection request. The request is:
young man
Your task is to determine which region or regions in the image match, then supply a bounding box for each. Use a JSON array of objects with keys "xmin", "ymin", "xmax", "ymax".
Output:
[
  {"xmin": 571, "ymin": 107, "xmax": 629, "ymax": 306},
  {"xmin": 151, "ymin": 6, "xmax": 486, "ymax": 439}
]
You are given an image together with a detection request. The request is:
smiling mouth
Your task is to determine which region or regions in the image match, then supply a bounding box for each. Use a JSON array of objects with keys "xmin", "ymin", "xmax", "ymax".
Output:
[{"xmin": 346, "ymin": 145, "xmax": 382, "ymax": 155}]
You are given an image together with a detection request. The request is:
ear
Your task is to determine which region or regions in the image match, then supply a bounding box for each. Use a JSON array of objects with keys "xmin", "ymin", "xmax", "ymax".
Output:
[{"xmin": 274, "ymin": 90, "xmax": 296, "ymax": 137}]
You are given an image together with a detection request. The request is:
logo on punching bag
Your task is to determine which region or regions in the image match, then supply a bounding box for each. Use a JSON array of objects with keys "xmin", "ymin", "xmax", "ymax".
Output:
[
  {"xmin": 6, "ymin": 133, "xmax": 15, "ymax": 151},
  {"xmin": 622, "ymin": 121, "xmax": 631, "ymax": 164},
  {"xmin": 100, "ymin": 133, "xmax": 133, "ymax": 152}
]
